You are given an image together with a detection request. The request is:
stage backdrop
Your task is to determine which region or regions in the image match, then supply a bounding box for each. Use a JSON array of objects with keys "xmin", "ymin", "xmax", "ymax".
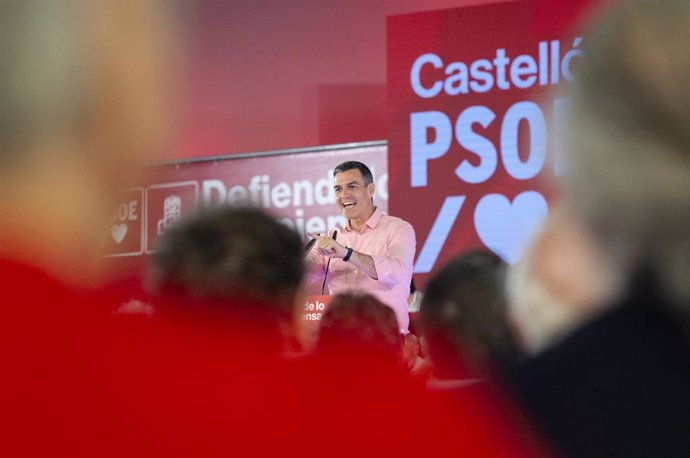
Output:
[
  {"xmin": 388, "ymin": 0, "xmax": 595, "ymax": 285},
  {"xmin": 103, "ymin": 142, "xmax": 387, "ymax": 263}
]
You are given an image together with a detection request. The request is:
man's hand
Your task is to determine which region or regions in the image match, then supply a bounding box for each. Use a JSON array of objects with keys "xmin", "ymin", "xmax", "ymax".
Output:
[
  {"xmin": 307, "ymin": 232, "xmax": 378, "ymax": 279},
  {"xmin": 307, "ymin": 232, "xmax": 347, "ymax": 259}
]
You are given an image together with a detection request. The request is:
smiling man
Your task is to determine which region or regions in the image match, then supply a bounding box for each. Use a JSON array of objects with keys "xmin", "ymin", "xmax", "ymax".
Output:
[{"xmin": 306, "ymin": 161, "xmax": 416, "ymax": 332}]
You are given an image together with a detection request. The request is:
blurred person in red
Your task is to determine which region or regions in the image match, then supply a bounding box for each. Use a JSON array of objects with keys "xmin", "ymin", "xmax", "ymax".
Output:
[
  {"xmin": 102, "ymin": 204, "xmax": 317, "ymax": 455},
  {"xmin": 146, "ymin": 204, "xmax": 306, "ymax": 354},
  {"xmin": 306, "ymin": 292, "xmax": 420, "ymax": 454},
  {"xmin": 419, "ymin": 250, "xmax": 521, "ymax": 383},
  {"xmin": 315, "ymin": 291, "xmax": 406, "ymax": 365},
  {"xmin": 416, "ymin": 250, "xmax": 549, "ymax": 457},
  {"xmin": 0, "ymin": 1, "xmax": 178, "ymax": 455},
  {"xmin": 506, "ymin": 1, "xmax": 690, "ymax": 456}
]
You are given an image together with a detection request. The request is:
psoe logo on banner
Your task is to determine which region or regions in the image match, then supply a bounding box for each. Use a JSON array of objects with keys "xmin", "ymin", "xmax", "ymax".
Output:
[
  {"xmin": 387, "ymin": 0, "xmax": 592, "ymax": 279},
  {"xmin": 145, "ymin": 181, "xmax": 199, "ymax": 253},
  {"xmin": 103, "ymin": 188, "xmax": 145, "ymax": 257}
]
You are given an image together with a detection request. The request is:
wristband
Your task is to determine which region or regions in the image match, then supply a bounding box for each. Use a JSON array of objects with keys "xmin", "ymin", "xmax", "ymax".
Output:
[{"xmin": 343, "ymin": 247, "xmax": 354, "ymax": 262}]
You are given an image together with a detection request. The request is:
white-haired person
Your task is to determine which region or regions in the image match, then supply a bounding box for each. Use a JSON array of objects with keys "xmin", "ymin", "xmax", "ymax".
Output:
[{"xmin": 506, "ymin": 1, "xmax": 690, "ymax": 457}]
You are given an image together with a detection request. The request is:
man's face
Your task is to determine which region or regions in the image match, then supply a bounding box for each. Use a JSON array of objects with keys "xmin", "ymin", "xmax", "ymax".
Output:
[{"xmin": 333, "ymin": 168, "xmax": 375, "ymax": 220}]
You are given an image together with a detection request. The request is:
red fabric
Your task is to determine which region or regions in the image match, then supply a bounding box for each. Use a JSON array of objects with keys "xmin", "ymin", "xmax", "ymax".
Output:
[{"xmin": 0, "ymin": 257, "xmax": 546, "ymax": 456}]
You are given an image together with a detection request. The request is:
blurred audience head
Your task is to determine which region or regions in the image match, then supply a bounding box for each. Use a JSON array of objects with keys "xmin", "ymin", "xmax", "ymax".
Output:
[
  {"xmin": 0, "ymin": 0, "xmax": 178, "ymax": 282},
  {"xmin": 507, "ymin": 205, "xmax": 623, "ymax": 355},
  {"xmin": 562, "ymin": 0, "xmax": 690, "ymax": 310},
  {"xmin": 419, "ymin": 250, "xmax": 519, "ymax": 379},
  {"xmin": 317, "ymin": 291, "xmax": 401, "ymax": 361},
  {"xmin": 148, "ymin": 205, "xmax": 304, "ymax": 324}
]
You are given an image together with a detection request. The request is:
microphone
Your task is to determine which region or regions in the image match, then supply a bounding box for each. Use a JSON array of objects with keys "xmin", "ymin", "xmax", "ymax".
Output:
[
  {"xmin": 303, "ymin": 237, "xmax": 317, "ymax": 255},
  {"xmin": 303, "ymin": 230, "xmax": 337, "ymax": 255},
  {"xmin": 322, "ymin": 230, "xmax": 337, "ymax": 295}
]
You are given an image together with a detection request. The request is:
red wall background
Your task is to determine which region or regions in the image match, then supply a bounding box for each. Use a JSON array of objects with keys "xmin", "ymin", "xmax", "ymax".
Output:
[{"xmin": 175, "ymin": 0, "xmax": 512, "ymax": 158}]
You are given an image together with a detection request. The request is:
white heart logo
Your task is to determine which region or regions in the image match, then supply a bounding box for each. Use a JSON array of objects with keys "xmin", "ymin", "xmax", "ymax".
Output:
[
  {"xmin": 474, "ymin": 191, "xmax": 548, "ymax": 265},
  {"xmin": 111, "ymin": 223, "xmax": 128, "ymax": 244}
]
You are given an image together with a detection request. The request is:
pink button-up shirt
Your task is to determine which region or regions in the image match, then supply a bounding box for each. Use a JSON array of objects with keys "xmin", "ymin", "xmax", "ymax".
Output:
[{"xmin": 306, "ymin": 208, "xmax": 416, "ymax": 332}]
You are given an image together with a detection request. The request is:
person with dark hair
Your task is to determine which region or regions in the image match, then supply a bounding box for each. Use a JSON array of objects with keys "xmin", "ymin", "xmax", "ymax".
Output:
[
  {"xmin": 317, "ymin": 291, "xmax": 402, "ymax": 360},
  {"xmin": 418, "ymin": 250, "xmax": 520, "ymax": 383},
  {"xmin": 105, "ymin": 204, "xmax": 315, "ymax": 454},
  {"xmin": 504, "ymin": 1, "xmax": 690, "ymax": 456},
  {"xmin": 150, "ymin": 206, "xmax": 303, "ymax": 311},
  {"xmin": 306, "ymin": 161, "xmax": 416, "ymax": 333},
  {"xmin": 413, "ymin": 250, "xmax": 548, "ymax": 457},
  {"xmin": 147, "ymin": 204, "xmax": 305, "ymax": 352}
]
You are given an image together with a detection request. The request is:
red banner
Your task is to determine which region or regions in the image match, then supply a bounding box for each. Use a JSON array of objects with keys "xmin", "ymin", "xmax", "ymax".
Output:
[
  {"xmin": 387, "ymin": 0, "xmax": 593, "ymax": 286},
  {"xmin": 103, "ymin": 143, "xmax": 387, "ymax": 261}
]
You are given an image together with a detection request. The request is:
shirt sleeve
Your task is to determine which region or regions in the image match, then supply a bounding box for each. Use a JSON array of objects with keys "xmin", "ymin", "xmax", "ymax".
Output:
[{"xmin": 370, "ymin": 220, "xmax": 416, "ymax": 287}]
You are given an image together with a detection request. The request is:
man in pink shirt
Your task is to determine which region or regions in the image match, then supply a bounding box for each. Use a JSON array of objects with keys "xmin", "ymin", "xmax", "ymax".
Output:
[{"xmin": 307, "ymin": 161, "xmax": 416, "ymax": 332}]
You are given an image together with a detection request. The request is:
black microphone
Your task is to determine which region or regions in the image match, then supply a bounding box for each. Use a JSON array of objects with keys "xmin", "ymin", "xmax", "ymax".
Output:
[
  {"xmin": 321, "ymin": 230, "xmax": 337, "ymax": 295},
  {"xmin": 303, "ymin": 237, "xmax": 317, "ymax": 255},
  {"xmin": 303, "ymin": 230, "xmax": 336, "ymax": 255}
]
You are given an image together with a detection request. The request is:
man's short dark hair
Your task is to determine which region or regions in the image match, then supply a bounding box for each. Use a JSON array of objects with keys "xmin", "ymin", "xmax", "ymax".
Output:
[
  {"xmin": 148, "ymin": 205, "xmax": 304, "ymax": 318},
  {"xmin": 333, "ymin": 161, "xmax": 374, "ymax": 186}
]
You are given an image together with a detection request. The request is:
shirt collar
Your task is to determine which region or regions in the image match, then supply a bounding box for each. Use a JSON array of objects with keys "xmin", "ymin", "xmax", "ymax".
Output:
[{"xmin": 345, "ymin": 206, "xmax": 383, "ymax": 232}]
